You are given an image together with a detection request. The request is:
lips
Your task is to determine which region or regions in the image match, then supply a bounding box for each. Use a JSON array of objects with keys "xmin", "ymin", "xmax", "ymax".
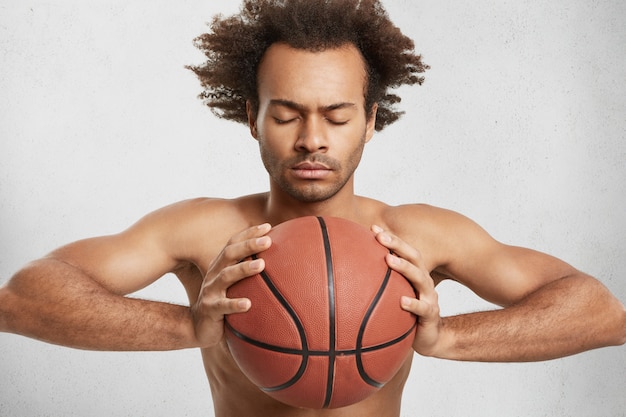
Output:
[
  {"xmin": 291, "ymin": 161, "xmax": 332, "ymax": 179},
  {"xmin": 293, "ymin": 161, "xmax": 330, "ymax": 170}
]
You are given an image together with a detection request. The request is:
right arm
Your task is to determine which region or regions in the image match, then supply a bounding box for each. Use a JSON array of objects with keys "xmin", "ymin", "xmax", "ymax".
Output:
[
  {"xmin": 0, "ymin": 256, "xmax": 198, "ymax": 351},
  {"xmin": 0, "ymin": 201, "xmax": 271, "ymax": 351}
]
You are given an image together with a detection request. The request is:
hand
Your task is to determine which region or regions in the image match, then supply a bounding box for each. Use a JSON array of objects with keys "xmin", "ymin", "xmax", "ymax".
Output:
[
  {"xmin": 372, "ymin": 225, "xmax": 443, "ymax": 357},
  {"xmin": 191, "ymin": 223, "xmax": 272, "ymax": 348}
]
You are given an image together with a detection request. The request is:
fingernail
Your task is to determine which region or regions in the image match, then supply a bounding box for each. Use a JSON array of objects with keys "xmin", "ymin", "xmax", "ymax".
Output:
[
  {"xmin": 401, "ymin": 296, "xmax": 412, "ymax": 308},
  {"xmin": 249, "ymin": 259, "xmax": 263, "ymax": 270},
  {"xmin": 372, "ymin": 225, "xmax": 383, "ymax": 234},
  {"xmin": 238, "ymin": 299, "xmax": 251, "ymax": 310},
  {"xmin": 256, "ymin": 236, "xmax": 270, "ymax": 246},
  {"xmin": 379, "ymin": 233, "xmax": 391, "ymax": 244}
]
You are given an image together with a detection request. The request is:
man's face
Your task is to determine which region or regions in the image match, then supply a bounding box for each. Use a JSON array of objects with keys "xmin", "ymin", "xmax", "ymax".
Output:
[{"xmin": 248, "ymin": 42, "xmax": 377, "ymax": 203}]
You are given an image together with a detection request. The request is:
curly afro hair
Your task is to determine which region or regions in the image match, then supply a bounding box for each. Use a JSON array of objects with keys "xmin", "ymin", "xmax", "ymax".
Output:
[{"xmin": 187, "ymin": 0, "xmax": 428, "ymax": 131}]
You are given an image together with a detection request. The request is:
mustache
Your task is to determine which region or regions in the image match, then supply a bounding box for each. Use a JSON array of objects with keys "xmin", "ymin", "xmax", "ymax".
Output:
[{"xmin": 288, "ymin": 154, "xmax": 341, "ymax": 170}]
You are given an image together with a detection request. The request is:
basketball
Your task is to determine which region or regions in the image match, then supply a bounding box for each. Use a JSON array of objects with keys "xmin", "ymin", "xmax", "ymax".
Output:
[{"xmin": 225, "ymin": 216, "xmax": 417, "ymax": 409}]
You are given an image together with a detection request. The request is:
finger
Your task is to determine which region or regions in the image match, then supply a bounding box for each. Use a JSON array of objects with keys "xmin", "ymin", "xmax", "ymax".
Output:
[
  {"xmin": 227, "ymin": 223, "xmax": 272, "ymax": 245},
  {"xmin": 216, "ymin": 225, "xmax": 272, "ymax": 268},
  {"xmin": 216, "ymin": 257, "xmax": 265, "ymax": 290},
  {"xmin": 401, "ymin": 295, "xmax": 440, "ymax": 322},
  {"xmin": 219, "ymin": 296, "xmax": 252, "ymax": 315},
  {"xmin": 196, "ymin": 259, "xmax": 263, "ymax": 317},
  {"xmin": 222, "ymin": 234, "xmax": 272, "ymax": 264},
  {"xmin": 202, "ymin": 296, "xmax": 252, "ymax": 321},
  {"xmin": 386, "ymin": 252, "xmax": 433, "ymax": 294},
  {"xmin": 372, "ymin": 225, "xmax": 420, "ymax": 264}
]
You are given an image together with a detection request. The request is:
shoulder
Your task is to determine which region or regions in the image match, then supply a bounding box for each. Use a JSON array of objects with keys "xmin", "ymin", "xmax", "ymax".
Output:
[
  {"xmin": 124, "ymin": 194, "xmax": 268, "ymax": 262},
  {"xmin": 43, "ymin": 195, "xmax": 269, "ymax": 295},
  {"xmin": 381, "ymin": 203, "xmax": 481, "ymax": 239},
  {"xmin": 137, "ymin": 195, "xmax": 261, "ymax": 223},
  {"xmin": 380, "ymin": 203, "xmax": 500, "ymax": 273},
  {"xmin": 137, "ymin": 194, "xmax": 267, "ymax": 228}
]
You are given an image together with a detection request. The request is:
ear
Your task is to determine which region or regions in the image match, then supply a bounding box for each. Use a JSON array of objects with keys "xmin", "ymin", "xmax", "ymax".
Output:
[
  {"xmin": 246, "ymin": 100, "xmax": 258, "ymax": 139},
  {"xmin": 364, "ymin": 102, "xmax": 378, "ymax": 143}
]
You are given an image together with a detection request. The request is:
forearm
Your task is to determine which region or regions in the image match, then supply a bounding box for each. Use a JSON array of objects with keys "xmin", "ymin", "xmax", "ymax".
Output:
[
  {"xmin": 0, "ymin": 258, "xmax": 199, "ymax": 351},
  {"xmin": 433, "ymin": 274, "xmax": 626, "ymax": 362}
]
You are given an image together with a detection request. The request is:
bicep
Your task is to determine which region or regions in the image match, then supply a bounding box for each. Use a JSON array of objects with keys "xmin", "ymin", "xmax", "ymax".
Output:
[
  {"xmin": 433, "ymin": 212, "xmax": 578, "ymax": 307},
  {"xmin": 48, "ymin": 223, "xmax": 181, "ymax": 296},
  {"xmin": 452, "ymin": 245, "xmax": 578, "ymax": 307}
]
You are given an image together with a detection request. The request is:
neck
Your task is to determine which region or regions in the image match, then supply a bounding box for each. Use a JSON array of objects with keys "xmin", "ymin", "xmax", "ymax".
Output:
[{"xmin": 264, "ymin": 182, "xmax": 361, "ymax": 226}]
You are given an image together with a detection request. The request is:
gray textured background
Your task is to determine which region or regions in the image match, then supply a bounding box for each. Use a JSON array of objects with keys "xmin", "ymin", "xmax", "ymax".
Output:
[{"xmin": 1, "ymin": 1, "xmax": 625, "ymax": 416}]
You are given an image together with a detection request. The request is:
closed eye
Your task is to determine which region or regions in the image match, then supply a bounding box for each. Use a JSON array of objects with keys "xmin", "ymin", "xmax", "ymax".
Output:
[
  {"xmin": 326, "ymin": 118, "xmax": 349, "ymax": 126},
  {"xmin": 273, "ymin": 117, "xmax": 296, "ymax": 125}
]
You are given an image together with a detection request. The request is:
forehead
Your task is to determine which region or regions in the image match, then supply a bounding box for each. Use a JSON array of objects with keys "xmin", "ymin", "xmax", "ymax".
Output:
[{"xmin": 256, "ymin": 43, "xmax": 368, "ymax": 107}]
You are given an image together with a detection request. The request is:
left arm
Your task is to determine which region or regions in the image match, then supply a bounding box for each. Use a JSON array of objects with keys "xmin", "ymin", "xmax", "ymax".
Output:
[
  {"xmin": 432, "ymin": 271, "xmax": 625, "ymax": 362},
  {"xmin": 374, "ymin": 207, "xmax": 626, "ymax": 362}
]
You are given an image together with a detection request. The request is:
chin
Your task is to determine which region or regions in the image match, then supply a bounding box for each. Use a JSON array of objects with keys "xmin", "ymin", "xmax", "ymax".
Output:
[{"xmin": 283, "ymin": 184, "xmax": 341, "ymax": 204}]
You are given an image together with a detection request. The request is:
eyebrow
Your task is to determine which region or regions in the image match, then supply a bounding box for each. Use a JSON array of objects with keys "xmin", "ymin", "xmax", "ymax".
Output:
[{"xmin": 269, "ymin": 99, "xmax": 357, "ymax": 113}]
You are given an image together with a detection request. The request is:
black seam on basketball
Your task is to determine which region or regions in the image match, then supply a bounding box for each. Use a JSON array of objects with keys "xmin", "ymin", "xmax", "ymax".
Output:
[
  {"xmin": 317, "ymin": 216, "xmax": 336, "ymax": 409},
  {"xmin": 226, "ymin": 221, "xmax": 416, "ymax": 406},
  {"xmin": 241, "ymin": 255, "xmax": 309, "ymax": 392},
  {"xmin": 355, "ymin": 265, "xmax": 392, "ymax": 388},
  {"xmin": 360, "ymin": 322, "xmax": 417, "ymax": 353},
  {"xmin": 225, "ymin": 321, "xmax": 416, "ymax": 357},
  {"xmin": 225, "ymin": 321, "xmax": 303, "ymax": 355}
]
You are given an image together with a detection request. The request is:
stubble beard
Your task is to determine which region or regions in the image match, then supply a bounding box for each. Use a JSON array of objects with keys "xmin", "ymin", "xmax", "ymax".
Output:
[{"xmin": 258, "ymin": 135, "xmax": 367, "ymax": 204}]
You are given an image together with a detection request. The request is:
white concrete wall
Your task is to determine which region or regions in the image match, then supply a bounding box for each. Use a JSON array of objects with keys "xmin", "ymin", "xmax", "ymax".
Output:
[{"xmin": 1, "ymin": 1, "xmax": 624, "ymax": 416}]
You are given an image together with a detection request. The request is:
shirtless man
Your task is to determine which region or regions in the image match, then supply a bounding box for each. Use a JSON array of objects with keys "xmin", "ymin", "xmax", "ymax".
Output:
[{"xmin": 1, "ymin": 1, "xmax": 624, "ymax": 416}]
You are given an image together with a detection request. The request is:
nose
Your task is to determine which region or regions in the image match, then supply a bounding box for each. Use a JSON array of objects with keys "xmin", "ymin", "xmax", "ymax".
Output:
[{"xmin": 295, "ymin": 117, "xmax": 328, "ymax": 153}]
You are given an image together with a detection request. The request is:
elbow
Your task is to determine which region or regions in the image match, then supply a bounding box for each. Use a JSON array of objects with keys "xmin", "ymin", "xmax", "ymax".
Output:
[
  {"xmin": 0, "ymin": 260, "xmax": 49, "ymax": 335},
  {"xmin": 0, "ymin": 283, "xmax": 17, "ymax": 334},
  {"xmin": 584, "ymin": 276, "xmax": 626, "ymax": 349},
  {"xmin": 618, "ymin": 307, "xmax": 626, "ymax": 347},
  {"xmin": 603, "ymin": 295, "xmax": 626, "ymax": 347}
]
